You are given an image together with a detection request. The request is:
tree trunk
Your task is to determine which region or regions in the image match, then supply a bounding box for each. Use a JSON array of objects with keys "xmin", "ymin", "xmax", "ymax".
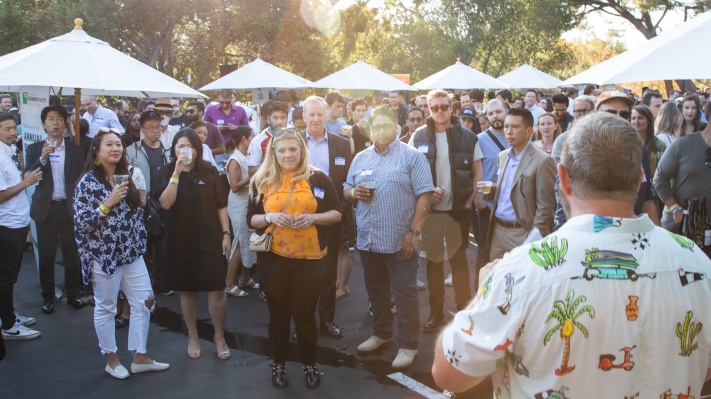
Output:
[
  {"xmin": 664, "ymin": 80, "xmax": 674, "ymax": 98},
  {"xmin": 561, "ymin": 335, "xmax": 570, "ymax": 371}
]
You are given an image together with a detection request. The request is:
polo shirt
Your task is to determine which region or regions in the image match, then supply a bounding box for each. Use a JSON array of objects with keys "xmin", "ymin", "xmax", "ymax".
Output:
[{"xmin": 203, "ymin": 103, "xmax": 250, "ymax": 142}]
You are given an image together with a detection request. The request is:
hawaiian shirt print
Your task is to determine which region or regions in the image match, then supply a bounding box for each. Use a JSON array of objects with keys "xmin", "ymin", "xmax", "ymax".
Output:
[
  {"xmin": 442, "ymin": 214, "xmax": 711, "ymax": 399},
  {"xmin": 74, "ymin": 171, "xmax": 147, "ymax": 284}
]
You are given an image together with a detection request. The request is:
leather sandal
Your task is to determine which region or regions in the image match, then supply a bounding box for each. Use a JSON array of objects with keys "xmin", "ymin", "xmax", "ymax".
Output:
[
  {"xmin": 335, "ymin": 289, "xmax": 351, "ymax": 299},
  {"xmin": 225, "ymin": 286, "xmax": 248, "ymax": 297},
  {"xmin": 238, "ymin": 278, "xmax": 260, "ymax": 289}
]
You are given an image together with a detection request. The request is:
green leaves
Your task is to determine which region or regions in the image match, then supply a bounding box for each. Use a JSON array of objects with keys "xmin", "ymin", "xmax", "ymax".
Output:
[{"xmin": 529, "ymin": 236, "xmax": 568, "ymax": 270}]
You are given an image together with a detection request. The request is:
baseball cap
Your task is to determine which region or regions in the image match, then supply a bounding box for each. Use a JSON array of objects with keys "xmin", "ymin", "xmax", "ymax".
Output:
[
  {"xmin": 153, "ymin": 97, "xmax": 173, "ymax": 111},
  {"xmin": 595, "ymin": 91, "xmax": 635, "ymax": 110},
  {"xmin": 458, "ymin": 107, "xmax": 476, "ymax": 120},
  {"xmin": 139, "ymin": 110, "xmax": 161, "ymax": 125}
]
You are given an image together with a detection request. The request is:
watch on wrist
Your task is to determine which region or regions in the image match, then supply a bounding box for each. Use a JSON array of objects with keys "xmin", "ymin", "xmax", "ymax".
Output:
[
  {"xmin": 408, "ymin": 228, "xmax": 421, "ymax": 238},
  {"xmin": 223, "ymin": 231, "xmax": 230, "ymax": 235}
]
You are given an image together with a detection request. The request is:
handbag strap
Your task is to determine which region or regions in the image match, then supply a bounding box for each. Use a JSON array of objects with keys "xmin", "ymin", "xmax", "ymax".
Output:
[{"xmin": 265, "ymin": 184, "xmax": 296, "ymax": 234}]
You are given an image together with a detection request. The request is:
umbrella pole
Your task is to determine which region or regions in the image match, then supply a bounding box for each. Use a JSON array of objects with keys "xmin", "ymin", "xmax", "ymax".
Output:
[{"xmin": 74, "ymin": 88, "xmax": 81, "ymax": 145}]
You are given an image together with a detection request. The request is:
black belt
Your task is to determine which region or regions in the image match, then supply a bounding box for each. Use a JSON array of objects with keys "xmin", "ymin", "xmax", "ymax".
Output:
[
  {"xmin": 51, "ymin": 199, "xmax": 67, "ymax": 204},
  {"xmin": 495, "ymin": 217, "xmax": 523, "ymax": 229}
]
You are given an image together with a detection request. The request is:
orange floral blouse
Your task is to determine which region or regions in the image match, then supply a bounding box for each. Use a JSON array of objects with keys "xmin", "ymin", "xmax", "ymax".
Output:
[{"xmin": 263, "ymin": 174, "xmax": 326, "ymax": 259}]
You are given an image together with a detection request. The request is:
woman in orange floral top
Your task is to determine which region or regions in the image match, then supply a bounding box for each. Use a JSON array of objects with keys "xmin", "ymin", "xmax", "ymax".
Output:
[{"xmin": 247, "ymin": 130, "xmax": 341, "ymax": 389}]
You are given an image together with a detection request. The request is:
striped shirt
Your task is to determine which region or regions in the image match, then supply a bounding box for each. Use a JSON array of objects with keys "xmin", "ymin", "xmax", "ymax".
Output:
[
  {"xmin": 305, "ymin": 130, "xmax": 330, "ymax": 176},
  {"xmin": 344, "ymin": 139, "xmax": 433, "ymax": 253},
  {"xmin": 477, "ymin": 129, "xmax": 511, "ymax": 209}
]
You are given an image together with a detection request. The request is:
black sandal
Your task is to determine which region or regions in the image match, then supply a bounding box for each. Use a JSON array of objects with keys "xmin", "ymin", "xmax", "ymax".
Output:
[{"xmin": 115, "ymin": 316, "xmax": 129, "ymax": 328}]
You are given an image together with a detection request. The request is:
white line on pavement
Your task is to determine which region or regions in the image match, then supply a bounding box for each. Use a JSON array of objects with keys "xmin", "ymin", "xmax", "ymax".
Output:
[{"xmin": 388, "ymin": 372, "xmax": 449, "ymax": 399}]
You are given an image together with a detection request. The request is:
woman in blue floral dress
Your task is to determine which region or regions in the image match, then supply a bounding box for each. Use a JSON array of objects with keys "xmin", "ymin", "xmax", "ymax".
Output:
[{"xmin": 74, "ymin": 129, "xmax": 169, "ymax": 380}]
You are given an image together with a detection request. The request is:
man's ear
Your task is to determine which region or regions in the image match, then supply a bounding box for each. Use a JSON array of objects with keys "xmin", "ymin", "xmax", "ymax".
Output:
[{"xmin": 558, "ymin": 163, "xmax": 572, "ymax": 197}]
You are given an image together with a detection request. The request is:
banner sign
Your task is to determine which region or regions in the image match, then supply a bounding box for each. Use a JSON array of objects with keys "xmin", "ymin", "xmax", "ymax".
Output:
[{"xmin": 390, "ymin": 74, "xmax": 411, "ymax": 85}]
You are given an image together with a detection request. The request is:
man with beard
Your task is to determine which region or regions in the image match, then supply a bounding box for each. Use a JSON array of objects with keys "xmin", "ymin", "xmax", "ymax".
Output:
[
  {"xmin": 186, "ymin": 101, "xmax": 225, "ymax": 156},
  {"xmin": 246, "ymin": 101, "xmax": 290, "ymax": 176}
]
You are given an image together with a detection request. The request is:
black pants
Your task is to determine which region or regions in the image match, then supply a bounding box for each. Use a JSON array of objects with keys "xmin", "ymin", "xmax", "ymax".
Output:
[
  {"xmin": 422, "ymin": 210, "xmax": 472, "ymax": 311},
  {"xmin": 0, "ymin": 225, "xmax": 29, "ymax": 330},
  {"xmin": 36, "ymin": 201, "xmax": 82, "ymax": 299},
  {"xmin": 475, "ymin": 208, "xmax": 491, "ymax": 274},
  {"xmin": 258, "ymin": 251, "xmax": 326, "ymax": 365},
  {"xmin": 318, "ymin": 223, "xmax": 341, "ymax": 324}
]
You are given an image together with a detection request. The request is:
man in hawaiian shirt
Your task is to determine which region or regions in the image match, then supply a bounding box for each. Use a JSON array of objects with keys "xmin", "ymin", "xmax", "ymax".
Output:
[{"xmin": 432, "ymin": 112, "xmax": 711, "ymax": 398}]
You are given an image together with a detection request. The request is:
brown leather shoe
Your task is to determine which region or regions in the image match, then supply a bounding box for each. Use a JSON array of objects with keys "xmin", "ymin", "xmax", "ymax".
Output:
[{"xmin": 320, "ymin": 321, "xmax": 342, "ymax": 338}]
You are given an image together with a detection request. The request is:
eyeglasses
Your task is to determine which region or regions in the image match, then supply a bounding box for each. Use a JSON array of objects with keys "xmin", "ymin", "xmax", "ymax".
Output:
[
  {"xmin": 408, "ymin": 117, "xmax": 424, "ymax": 123},
  {"xmin": 45, "ymin": 117, "xmax": 65, "ymax": 124},
  {"xmin": 186, "ymin": 109, "xmax": 197, "ymax": 114},
  {"xmin": 603, "ymin": 110, "xmax": 631, "ymax": 121},
  {"xmin": 371, "ymin": 123, "xmax": 395, "ymax": 132},
  {"xmin": 98, "ymin": 127, "xmax": 123, "ymax": 134},
  {"xmin": 573, "ymin": 109, "xmax": 591, "ymax": 116},
  {"xmin": 142, "ymin": 125, "xmax": 162, "ymax": 131},
  {"xmin": 430, "ymin": 105, "xmax": 450, "ymax": 113}
]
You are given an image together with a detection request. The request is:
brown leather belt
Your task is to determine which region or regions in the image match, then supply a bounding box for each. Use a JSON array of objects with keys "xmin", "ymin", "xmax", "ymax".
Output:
[{"xmin": 495, "ymin": 217, "xmax": 523, "ymax": 229}]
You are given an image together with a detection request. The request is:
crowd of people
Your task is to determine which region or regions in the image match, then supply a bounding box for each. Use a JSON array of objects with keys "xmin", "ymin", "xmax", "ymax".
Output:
[{"xmin": 1, "ymin": 83, "xmax": 711, "ymax": 396}]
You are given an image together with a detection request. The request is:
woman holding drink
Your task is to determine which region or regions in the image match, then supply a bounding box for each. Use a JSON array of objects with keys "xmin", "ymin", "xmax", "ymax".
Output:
[
  {"xmin": 74, "ymin": 130, "xmax": 169, "ymax": 379},
  {"xmin": 155, "ymin": 129, "xmax": 232, "ymax": 360}
]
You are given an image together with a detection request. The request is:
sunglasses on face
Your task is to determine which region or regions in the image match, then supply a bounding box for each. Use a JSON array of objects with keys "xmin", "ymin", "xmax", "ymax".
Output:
[
  {"xmin": 372, "ymin": 123, "xmax": 395, "ymax": 132},
  {"xmin": 604, "ymin": 110, "xmax": 631, "ymax": 120},
  {"xmin": 431, "ymin": 104, "xmax": 450, "ymax": 113},
  {"xmin": 98, "ymin": 127, "xmax": 123, "ymax": 134}
]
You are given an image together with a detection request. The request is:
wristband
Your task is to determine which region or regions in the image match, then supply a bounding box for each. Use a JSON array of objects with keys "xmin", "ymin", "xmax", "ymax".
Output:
[
  {"xmin": 670, "ymin": 203, "xmax": 681, "ymax": 214},
  {"xmin": 169, "ymin": 177, "xmax": 179, "ymax": 185},
  {"xmin": 223, "ymin": 231, "xmax": 230, "ymax": 235},
  {"xmin": 350, "ymin": 188, "xmax": 356, "ymax": 199},
  {"xmin": 99, "ymin": 204, "xmax": 111, "ymax": 215},
  {"xmin": 266, "ymin": 213, "xmax": 272, "ymax": 224}
]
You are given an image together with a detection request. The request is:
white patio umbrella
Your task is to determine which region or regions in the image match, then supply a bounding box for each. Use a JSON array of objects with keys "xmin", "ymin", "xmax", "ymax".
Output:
[
  {"xmin": 561, "ymin": 9, "xmax": 711, "ymax": 85},
  {"xmin": 412, "ymin": 59, "xmax": 507, "ymax": 90},
  {"xmin": 200, "ymin": 56, "xmax": 318, "ymax": 91},
  {"xmin": 315, "ymin": 60, "xmax": 416, "ymax": 91},
  {"xmin": 0, "ymin": 19, "xmax": 206, "ymax": 99},
  {"xmin": 497, "ymin": 63, "xmax": 562, "ymax": 89}
]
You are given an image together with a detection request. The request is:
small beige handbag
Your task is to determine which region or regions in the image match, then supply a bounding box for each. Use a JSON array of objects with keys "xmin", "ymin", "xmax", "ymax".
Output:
[{"xmin": 249, "ymin": 186, "xmax": 295, "ymax": 252}]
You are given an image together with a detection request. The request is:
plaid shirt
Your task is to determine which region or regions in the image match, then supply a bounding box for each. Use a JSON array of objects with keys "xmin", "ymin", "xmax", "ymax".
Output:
[{"xmin": 344, "ymin": 139, "xmax": 433, "ymax": 253}]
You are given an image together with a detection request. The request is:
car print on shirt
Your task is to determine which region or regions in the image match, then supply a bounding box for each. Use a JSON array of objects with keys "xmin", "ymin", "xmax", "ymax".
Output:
[
  {"xmin": 678, "ymin": 269, "xmax": 706, "ymax": 286},
  {"xmin": 498, "ymin": 273, "xmax": 525, "ymax": 315},
  {"xmin": 534, "ymin": 386, "xmax": 569, "ymax": 399},
  {"xmin": 544, "ymin": 289, "xmax": 595, "ymax": 376},
  {"xmin": 677, "ymin": 311, "xmax": 702, "ymax": 357},
  {"xmin": 572, "ymin": 249, "xmax": 656, "ymax": 281},
  {"xmin": 660, "ymin": 386, "xmax": 694, "ymax": 399},
  {"xmin": 598, "ymin": 345, "xmax": 635, "ymax": 371},
  {"xmin": 529, "ymin": 236, "xmax": 568, "ymax": 270}
]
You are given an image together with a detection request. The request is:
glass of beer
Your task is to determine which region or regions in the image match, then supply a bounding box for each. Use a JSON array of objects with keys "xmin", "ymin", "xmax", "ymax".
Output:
[
  {"xmin": 361, "ymin": 181, "xmax": 375, "ymax": 200},
  {"xmin": 341, "ymin": 125, "xmax": 352, "ymax": 137},
  {"xmin": 479, "ymin": 181, "xmax": 493, "ymax": 198},
  {"xmin": 113, "ymin": 174, "xmax": 129, "ymax": 187},
  {"xmin": 180, "ymin": 146, "xmax": 193, "ymax": 165}
]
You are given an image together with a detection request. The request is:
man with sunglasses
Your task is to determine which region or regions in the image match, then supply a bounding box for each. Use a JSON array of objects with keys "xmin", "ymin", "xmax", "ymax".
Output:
[
  {"xmin": 416, "ymin": 95, "xmax": 431, "ymax": 119},
  {"xmin": 24, "ymin": 105, "xmax": 86, "ymax": 314},
  {"xmin": 399, "ymin": 106, "xmax": 425, "ymax": 144},
  {"xmin": 186, "ymin": 101, "xmax": 225, "ymax": 156},
  {"xmin": 410, "ymin": 89, "xmax": 482, "ymax": 333},
  {"xmin": 203, "ymin": 89, "xmax": 249, "ymax": 143},
  {"xmin": 81, "ymin": 95, "xmax": 125, "ymax": 138}
]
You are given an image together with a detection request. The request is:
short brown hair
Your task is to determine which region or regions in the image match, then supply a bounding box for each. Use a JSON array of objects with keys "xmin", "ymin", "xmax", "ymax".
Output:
[
  {"xmin": 561, "ymin": 112, "xmax": 642, "ymax": 204},
  {"xmin": 426, "ymin": 89, "xmax": 452, "ymax": 106},
  {"xmin": 351, "ymin": 98, "xmax": 367, "ymax": 111}
]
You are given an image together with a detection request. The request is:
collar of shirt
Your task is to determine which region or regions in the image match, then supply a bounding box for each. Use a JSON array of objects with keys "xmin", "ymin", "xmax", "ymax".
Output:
[
  {"xmin": 0, "ymin": 140, "xmax": 15, "ymax": 156},
  {"xmin": 54, "ymin": 140, "xmax": 66, "ymax": 152},
  {"xmin": 374, "ymin": 138, "xmax": 399, "ymax": 156},
  {"xmin": 559, "ymin": 213, "xmax": 656, "ymax": 234},
  {"xmin": 305, "ymin": 129, "xmax": 328, "ymax": 143},
  {"xmin": 508, "ymin": 141, "xmax": 530, "ymax": 162}
]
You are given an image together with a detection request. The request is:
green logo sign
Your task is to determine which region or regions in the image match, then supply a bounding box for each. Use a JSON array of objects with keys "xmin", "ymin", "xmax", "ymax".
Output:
[{"xmin": 22, "ymin": 92, "xmax": 28, "ymax": 104}]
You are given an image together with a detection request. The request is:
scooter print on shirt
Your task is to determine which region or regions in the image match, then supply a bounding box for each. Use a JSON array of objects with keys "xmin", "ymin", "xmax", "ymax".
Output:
[{"xmin": 598, "ymin": 345, "xmax": 635, "ymax": 371}]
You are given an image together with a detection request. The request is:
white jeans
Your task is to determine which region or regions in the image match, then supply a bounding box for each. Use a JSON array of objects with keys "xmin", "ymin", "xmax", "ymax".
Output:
[{"xmin": 91, "ymin": 257, "xmax": 154, "ymax": 355}]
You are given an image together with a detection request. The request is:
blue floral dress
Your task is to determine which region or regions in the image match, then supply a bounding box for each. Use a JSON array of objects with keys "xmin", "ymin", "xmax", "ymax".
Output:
[{"xmin": 74, "ymin": 171, "xmax": 147, "ymax": 284}]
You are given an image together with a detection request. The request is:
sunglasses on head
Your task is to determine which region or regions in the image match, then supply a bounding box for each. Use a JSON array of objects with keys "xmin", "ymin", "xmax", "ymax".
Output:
[
  {"xmin": 603, "ymin": 110, "xmax": 631, "ymax": 120},
  {"xmin": 98, "ymin": 127, "xmax": 123, "ymax": 134},
  {"xmin": 431, "ymin": 104, "xmax": 450, "ymax": 113},
  {"xmin": 272, "ymin": 127, "xmax": 297, "ymax": 137}
]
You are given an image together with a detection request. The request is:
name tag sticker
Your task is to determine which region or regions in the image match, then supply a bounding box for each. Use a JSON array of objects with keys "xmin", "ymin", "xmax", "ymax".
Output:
[
  {"xmin": 335, "ymin": 157, "xmax": 346, "ymax": 166},
  {"xmin": 360, "ymin": 168, "xmax": 373, "ymax": 177},
  {"xmin": 96, "ymin": 118, "xmax": 104, "ymax": 122},
  {"xmin": 314, "ymin": 188, "xmax": 325, "ymax": 199},
  {"xmin": 418, "ymin": 145, "xmax": 429, "ymax": 153},
  {"xmin": 217, "ymin": 119, "xmax": 225, "ymax": 125},
  {"xmin": 365, "ymin": 142, "xmax": 371, "ymax": 147},
  {"xmin": 49, "ymin": 154, "xmax": 59, "ymax": 163}
]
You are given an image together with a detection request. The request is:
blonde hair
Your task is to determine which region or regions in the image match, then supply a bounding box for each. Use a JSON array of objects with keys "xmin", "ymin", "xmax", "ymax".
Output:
[
  {"xmin": 249, "ymin": 132, "xmax": 314, "ymax": 200},
  {"xmin": 535, "ymin": 113, "xmax": 562, "ymax": 142},
  {"xmin": 654, "ymin": 101, "xmax": 683, "ymax": 139},
  {"xmin": 426, "ymin": 89, "xmax": 453, "ymax": 106}
]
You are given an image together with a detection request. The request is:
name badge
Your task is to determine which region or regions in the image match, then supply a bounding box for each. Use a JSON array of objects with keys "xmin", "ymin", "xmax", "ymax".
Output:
[
  {"xmin": 49, "ymin": 154, "xmax": 60, "ymax": 163},
  {"xmin": 314, "ymin": 188, "xmax": 325, "ymax": 199},
  {"xmin": 335, "ymin": 157, "xmax": 345, "ymax": 166},
  {"xmin": 96, "ymin": 118, "xmax": 104, "ymax": 122},
  {"xmin": 418, "ymin": 145, "xmax": 429, "ymax": 153},
  {"xmin": 365, "ymin": 142, "xmax": 371, "ymax": 147},
  {"xmin": 217, "ymin": 119, "xmax": 225, "ymax": 125},
  {"xmin": 360, "ymin": 168, "xmax": 373, "ymax": 176}
]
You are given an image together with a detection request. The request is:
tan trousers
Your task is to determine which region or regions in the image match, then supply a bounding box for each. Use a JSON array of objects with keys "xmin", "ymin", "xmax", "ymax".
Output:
[{"xmin": 489, "ymin": 223, "xmax": 529, "ymax": 261}]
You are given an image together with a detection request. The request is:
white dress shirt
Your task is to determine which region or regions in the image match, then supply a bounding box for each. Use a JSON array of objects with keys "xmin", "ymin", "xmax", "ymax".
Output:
[
  {"xmin": 0, "ymin": 141, "xmax": 30, "ymax": 228},
  {"xmin": 47, "ymin": 140, "xmax": 66, "ymax": 200}
]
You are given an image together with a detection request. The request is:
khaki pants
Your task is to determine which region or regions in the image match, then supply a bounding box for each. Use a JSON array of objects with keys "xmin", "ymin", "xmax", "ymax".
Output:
[{"xmin": 489, "ymin": 223, "xmax": 529, "ymax": 261}]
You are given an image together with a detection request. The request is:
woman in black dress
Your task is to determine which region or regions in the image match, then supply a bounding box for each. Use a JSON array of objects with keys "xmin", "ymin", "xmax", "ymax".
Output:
[{"xmin": 156, "ymin": 129, "xmax": 231, "ymax": 360}]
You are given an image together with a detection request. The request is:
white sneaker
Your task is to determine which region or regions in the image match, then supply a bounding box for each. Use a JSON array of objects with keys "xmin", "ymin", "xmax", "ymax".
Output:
[
  {"xmin": 416, "ymin": 279, "xmax": 426, "ymax": 290},
  {"xmin": 419, "ymin": 251, "xmax": 427, "ymax": 259},
  {"xmin": 358, "ymin": 335, "xmax": 393, "ymax": 353},
  {"xmin": 105, "ymin": 364, "xmax": 130, "ymax": 380},
  {"xmin": 2, "ymin": 322, "xmax": 41, "ymax": 340},
  {"xmin": 15, "ymin": 312, "xmax": 35, "ymax": 326},
  {"xmin": 392, "ymin": 348, "xmax": 418, "ymax": 369},
  {"xmin": 444, "ymin": 273, "xmax": 453, "ymax": 287}
]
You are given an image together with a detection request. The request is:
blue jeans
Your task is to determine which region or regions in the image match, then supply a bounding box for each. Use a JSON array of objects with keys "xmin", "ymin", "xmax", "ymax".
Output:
[{"xmin": 359, "ymin": 249, "xmax": 419, "ymax": 350}]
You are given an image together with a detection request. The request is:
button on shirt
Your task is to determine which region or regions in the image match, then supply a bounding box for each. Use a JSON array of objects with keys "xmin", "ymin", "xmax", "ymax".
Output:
[
  {"xmin": 305, "ymin": 130, "xmax": 330, "ymax": 176},
  {"xmin": 0, "ymin": 141, "xmax": 30, "ymax": 228},
  {"xmin": 495, "ymin": 143, "xmax": 529, "ymax": 222},
  {"xmin": 344, "ymin": 139, "xmax": 433, "ymax": 253},
  {"xmin": 83, "ymin": 105, "xmax": 125, "ymax": 138},
  {"xmin": 477, "ymin": 129, "xmax": 511, "ymax": 209},
  {"xmin": 48, "ymin": 141, "xmax": 66, "ymax": 200},
  {"xmin": 441, "ymin": 214, "xmax": 711, "ymax": 398}
]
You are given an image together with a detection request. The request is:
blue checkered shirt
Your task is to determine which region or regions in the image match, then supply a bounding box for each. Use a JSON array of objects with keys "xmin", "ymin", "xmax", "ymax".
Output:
[
  {"xmin": 477, "ymin": 129, "xmax": 511, "ymax": 209},
  {"xmin": 344, "ymin": 139, "xmax": 434, "ymax": 253}
]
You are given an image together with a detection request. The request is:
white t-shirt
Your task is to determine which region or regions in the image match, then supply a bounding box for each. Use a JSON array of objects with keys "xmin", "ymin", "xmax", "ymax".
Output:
[
  {"xmin": 442, "ymin": 214, "xmax": 711, "ymax": 398},
  {"xmin": 202, "ymin": 144, "xmax": 217, "ymax": 167},
  {"xmin": 0, "ymin": 141, "xmax": 29, "ymax": 228},
  {"xmin": 139, "ymin": 125, "xmax": 179, "ymax": 149},
  {"xmin": 656, "ymin": 132, "xmax": 675, "ymax": 148},
  {"xmin": 247, "ymin": 128, "xmax": 272, "ymax": 167}
]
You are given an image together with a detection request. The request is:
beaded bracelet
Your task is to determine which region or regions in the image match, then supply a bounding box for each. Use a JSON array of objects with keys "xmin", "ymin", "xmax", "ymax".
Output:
[{"xmin": 99, "ymin": 204, "xmax": 110, "ymax": 215}]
